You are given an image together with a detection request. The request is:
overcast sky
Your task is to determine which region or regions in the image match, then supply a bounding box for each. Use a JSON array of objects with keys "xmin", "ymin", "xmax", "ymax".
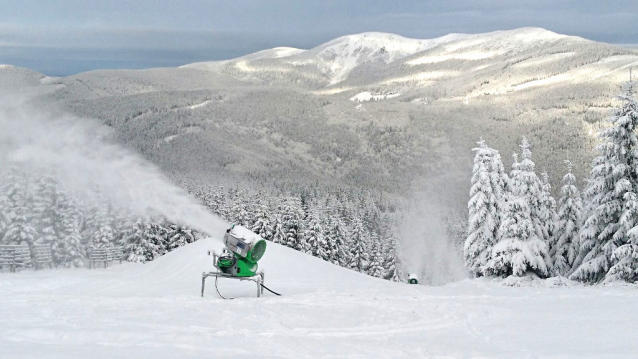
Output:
[{"xmin": 1, "ymin": 0, "xmax": 637, "ymax": 76}]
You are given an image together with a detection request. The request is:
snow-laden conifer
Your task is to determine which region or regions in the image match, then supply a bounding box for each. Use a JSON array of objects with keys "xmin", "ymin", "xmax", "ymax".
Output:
[
  {"xmin": 511, "ymin": 138, "xmax": 547, "ymax": 243},
  {"xmin": 571, "ymin": 82, "xmax": 638, "ymax": 283},
  {"xmin": 350, "ymin": 217, "xmax": 369, "ymax": 273},
  {"xmin": 551, "ymin": 160, "xmax": 582, "ymax": 276},
  {"xmin": 230, "ymin": 189, "xmax": 251, "ymax": 226},
  {"xmin": 303, "ymin": 212, "xmax": 323, "ymax": 256},
  {"xmin": 539, "ymin": 172, "xmax": 559, "ymax": 255},
  {"xmin": 270, "ymin": 213, "xmax": 286, "ymax": 245},
  {"xmin": 251, "ymin": 199, "xmax": 273, "ymax": 241},
  {"xmin": 32, "ymin": 176, "xmax": 58, "ymax": 247},
  {"xmin": 167, "ymin": 224, "xmax": 196, "ymax": 251},
  {"xmin": 368, "ymin": 234, "xmax": 385, "ymax": 278},
  {"xmin": 485, "ymin": 195, "xmax": 549, "ymax": 277},
  {"xmin": 383, "ymin": 230, "xmax": 404, "ymax": 282},
  {"xmin": 51, "ymin": 189, "xmax": 84, "ymax": 267},
  {"xmin": 485, "ymin": 140, "xmax": 551, "ymax": 277},
  {"xmin": 464, "ymin": 139, "xmax": 507, "ymax": 277},
  {"xmin": 123, "ymin": 219, "xmax": 157, "ymax": 263},
  {"xmin": 282, "ymin": 197, "xmax": 304, "ymax": 250},
  {"xmin": 329, "ymin": 215, "xmax": 348, "ymax": 266},
  {"xmin": 92, "ymin": 206, "xmax": 115, "ymax": 249},
  {"xmin": 2, "ymin": 176, "xmax": 38, "ymax": 260},
  {"xmin": 605, "ymin": 191, "xmax": 638, "ymax": 282}
]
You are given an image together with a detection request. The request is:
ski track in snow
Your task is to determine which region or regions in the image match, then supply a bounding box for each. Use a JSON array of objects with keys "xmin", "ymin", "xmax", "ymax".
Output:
[{"xmin": 1, "ymin": 238, "xmax": 637, "ymax": 359}]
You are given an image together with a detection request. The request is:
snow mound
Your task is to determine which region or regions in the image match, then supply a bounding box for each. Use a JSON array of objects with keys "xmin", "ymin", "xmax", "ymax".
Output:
[
  {"xmin": 47, "ymin": 237, "xmax": 389, "ymax": 299},
  {"xmin": 500, "ymin": 274, "xmax": 579, "ymax": 288}
]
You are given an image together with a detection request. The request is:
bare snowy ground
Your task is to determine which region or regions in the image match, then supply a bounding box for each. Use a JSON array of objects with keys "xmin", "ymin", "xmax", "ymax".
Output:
[{"xmin": 1, "ymin": 238, "xmax": 637, "ymax": 359}]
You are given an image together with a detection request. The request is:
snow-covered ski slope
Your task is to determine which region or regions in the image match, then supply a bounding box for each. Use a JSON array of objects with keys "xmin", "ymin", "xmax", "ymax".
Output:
[{"xmin": 1, "ymin": 238, "xmax": 637, "ymax": 359}]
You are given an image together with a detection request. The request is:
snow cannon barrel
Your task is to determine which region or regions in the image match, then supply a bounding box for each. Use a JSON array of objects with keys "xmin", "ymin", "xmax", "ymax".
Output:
[
  {"xmin": 408, "ymin": 274, "xmax": 418, "ymax": 285},
  {"xmin": 221, "ymin": 224, "xmax": 267, "ymax": 277}
]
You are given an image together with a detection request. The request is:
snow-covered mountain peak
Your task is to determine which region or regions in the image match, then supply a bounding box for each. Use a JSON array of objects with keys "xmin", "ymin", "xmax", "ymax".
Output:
[
  {"xmin": 312, "ymin": 32, "xmax": 462, "ymax": 61},
  {"xmin": 293, "ymin": 32, "xmax": 467, "ymax": 84},
  {"xmin": 504, "ymin": 27, "xmax": 565, "ymax": 40}
]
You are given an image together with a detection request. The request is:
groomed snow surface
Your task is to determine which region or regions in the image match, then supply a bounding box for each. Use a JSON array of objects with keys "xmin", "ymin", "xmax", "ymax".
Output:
[{"xmin": 1, "ymin": 238, "xmax": 637, "ymax": 359}]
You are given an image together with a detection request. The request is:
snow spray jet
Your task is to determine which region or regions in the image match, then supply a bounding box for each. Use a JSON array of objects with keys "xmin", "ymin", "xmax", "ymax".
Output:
[
  {"xmin": 399, "ymin": 171, "xmax": 468, "ymax": 285},
  {"xmin": 0, "ymin": 91, "xmax": 228, "ymax": 238}
]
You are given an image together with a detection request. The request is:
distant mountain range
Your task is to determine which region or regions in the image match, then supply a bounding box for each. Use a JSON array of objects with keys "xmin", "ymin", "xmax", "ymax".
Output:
[
  {"xmin": 182, "ymin": 27, "xmax": 636, "ymax": 94},
  {"xmin": 2, "ymin": 27, "xmax": 637, "ymax": 209}
]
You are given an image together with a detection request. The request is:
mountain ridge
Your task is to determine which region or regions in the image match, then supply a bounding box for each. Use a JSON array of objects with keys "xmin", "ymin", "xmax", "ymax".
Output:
[{"xmin": 182, "ymin": 27, "xmax": 582, "ymax": 87}]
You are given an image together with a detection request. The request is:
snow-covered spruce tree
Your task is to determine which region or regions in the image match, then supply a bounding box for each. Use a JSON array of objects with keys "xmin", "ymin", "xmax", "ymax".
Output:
[
  {"xmin": 378, "ymin": 214, "xmax": 403, "ymax": 281},
  {"xmin": 551, "ymin": 160, "xmax": 582, "ymax": 276},
  {"xmin": 485, "ymin": 194, "xmax": 550, "ymax": 277},
  {"xmin": 212, "ymin": 186, "xmax": 227, "ymax": 219},
  {"xmin": 329, "ymin": 215, "xmax": 349, "ymax": 266},
  {"xmin": 32, "ymin": 176, "xmax": 58, "ymax": 248},
  {"xmin": 464, "ymin": 139, "xmax": 507, "ymax": 277},
  {"xmin": 2, "ymin": 174, "xmax": 38, "ymax": 265},
  {"xmin": 149, "ymin": 221, "xmax": 169, "ymax": 258},
  {"xmin": 122, "ymin": 219, "xmax": 168, "ymax": 262},
  {"xmin": 511, "ymin": 138, "xmax": 548, "ymax": 245},
  {"xmin": 322, "ymin": 216, "xmax": 337, "ymax": 263},
  {"xmin": 303, "ymin": 212, "xmax": 323, "ymax": 257},
  {"xmin": 92, "ymin": 205, "xmax": 115, "ymax": 249},
  {"xmin": 539, "ymin": 171, "xmax": 559, "ymax": 260},
  {"xmin": 316, "ymin": 223, "xmax": 331, "ymax": 262},
  {"xmin": 0, "ymin": 169, "xmax": 14, "ymax": 240},
  {"xmin": 605, "ymin": 191, "xmax": 638, "ymax": 282},
  {"xmin": 282, "ymin": 197, "xmax": 304, "ymax": 251},
  {"xmin": 166, "ymin": 224, "xmax": 196, "ymax": 251},
  {"xmin": 251, "ymin": 198, "xmax": 273, "ymax": 241},
  {"xmin": 230, "ymin": 188, "xmax": 251, "ymax": 226},
  {"xmin": 383, "ymin": 230, "xmax": 404, "ymax": 282},
  {"xmin": 350, "ymin": 217, "xmax": 369, "ymax": 273},
  {"xmin": 485, "ymin": 140, "xmax": 551, "ymax": 278},
  {"xmin": 571, "ymin": 82, "xmax": 638, "ymax": 283},
  {"xmin": 123, "ymin": 219, "xmax": 155, "ymax": 263},
  {"xmin": 368, "ymin": 233, "xmax": 385, "ymax": 278},
  {"xmin": 51, "ymin": 188, "xmax": 84, "ymax": 267},
  {"xmin": 270, "ymin": 212, "xmax": 287, "ymax": 245}
]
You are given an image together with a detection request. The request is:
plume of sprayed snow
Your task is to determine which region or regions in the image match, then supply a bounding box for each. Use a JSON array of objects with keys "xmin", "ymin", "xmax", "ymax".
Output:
[
  {"xmin": 0, "ymin": 91, "xmax": 228, "ymax": 238},
  {"xmin": 399, "ymin": 173, "xmax": 468, "ymax": 285}
]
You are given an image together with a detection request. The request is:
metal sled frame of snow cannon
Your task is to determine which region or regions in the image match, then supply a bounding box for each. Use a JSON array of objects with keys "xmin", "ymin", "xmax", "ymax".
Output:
[{"xmin": 201, "ymin": 251, "xmax": 265, "ymax": 299}]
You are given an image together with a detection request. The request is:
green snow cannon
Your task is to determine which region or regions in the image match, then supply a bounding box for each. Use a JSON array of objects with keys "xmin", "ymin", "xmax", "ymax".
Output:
[
  {"xmin": 218, "ymin": 224, "xmax": 267, "ymax": 277},
  {"xmin": 408, "ymin": 274, "xmax": 418, "ymax": 285}
]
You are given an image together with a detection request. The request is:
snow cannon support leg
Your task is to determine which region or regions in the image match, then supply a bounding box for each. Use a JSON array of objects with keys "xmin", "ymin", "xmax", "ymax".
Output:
[{"xmin": 201, "ymin": 272, "xmax": 206, "ymax": 297}]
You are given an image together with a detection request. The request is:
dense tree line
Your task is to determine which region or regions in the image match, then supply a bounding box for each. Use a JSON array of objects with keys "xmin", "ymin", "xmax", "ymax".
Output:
[
  {"xmin": 0, "ymin": 169, "xmax": 406, "ymax": 282},
  {"xmin": 465, "ymin": 82, "xmax": 638, "ymax": 283}
]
